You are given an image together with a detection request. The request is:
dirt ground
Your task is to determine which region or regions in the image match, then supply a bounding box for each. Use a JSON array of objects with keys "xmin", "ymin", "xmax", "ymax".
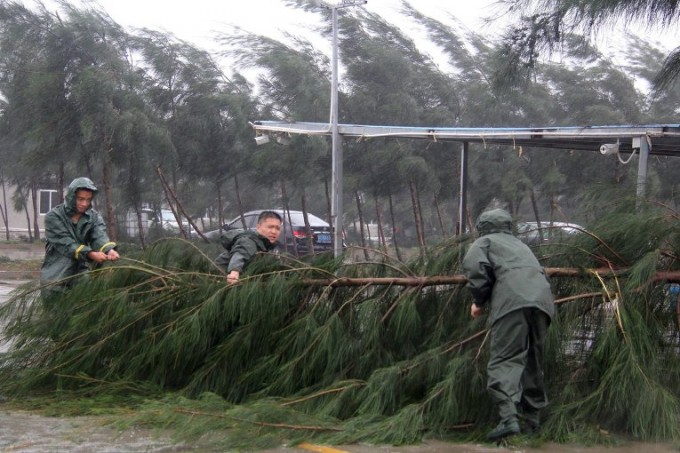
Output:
[{"xmin": 0, "ymin": 242, "xmax": 679, "ymax": 452}]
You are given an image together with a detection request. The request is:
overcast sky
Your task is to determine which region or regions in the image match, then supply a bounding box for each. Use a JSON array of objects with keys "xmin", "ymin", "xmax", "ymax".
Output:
[
  {"xmin": 30, "ymin": 0, "xmax": 510, "ymax": 53},
  {"xmin": 27, "ymin": 0, "xmax": 676, "ymax": 73},
  {"xmin": 78, "ymin": 0, "xmax": 500, "ymax": 47}
]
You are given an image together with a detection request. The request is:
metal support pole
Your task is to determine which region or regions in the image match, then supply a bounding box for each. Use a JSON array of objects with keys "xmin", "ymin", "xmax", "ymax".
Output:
[
  {"xmin": 636, "ymin": 135, "xmax": 649, "ymax": 206},
  {"xmin": 458, "ymin": 142, "xmax": 469, "ymax": 234},
  {"xmin": 330, "ymin": 5, "xmax": 342, "ymax": 257},
  {"xmin": 328, "ymin": 0, "xmax": 365, "ymax": 258}
]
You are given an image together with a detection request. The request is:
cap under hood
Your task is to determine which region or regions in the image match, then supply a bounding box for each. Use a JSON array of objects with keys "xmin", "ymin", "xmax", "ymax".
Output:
[
  {"xmin": 64, "ymin": 177, "xmax": 98, "ymax": 215},
  {"xmin": 475, "ymin": 208, "xmax": 513, "ymax": 236}
]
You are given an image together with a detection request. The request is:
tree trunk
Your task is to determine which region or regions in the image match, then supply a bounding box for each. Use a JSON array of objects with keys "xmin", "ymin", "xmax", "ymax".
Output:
[
  {"xmin": 216, "ymin": 180, "xmax": 224, "ymax": 230},
  {"xmin": 58, "ymin": 162, "xmax": 65, "ymax": 204},
  {"xmin": 102, "ymin": 158, "xmax": 118, "ymax": 242},
  {"xmin": 374, "ymin": 194, "xmax": 387, "ymax": 253},
  {"xmin": 31, "ymin": 179, "xmax": 40, "ymax": 241},
  {"xmin": 22, "ymin": 195, "xmax": 32, "ymax": 242},
  {"xmin": 550, "ymin": 192, "xmax": 557, "ymax": 225},
  {"xmin": 530, "ymin": 188, "xmax": 544, "ymax": 242},
  {"xmin": 302, "ymin": 269, "xmax": 680, "ymax": 287},
  {"xmin": 434, "ymin": 194, "xmax": 447, "ymax": 239},
  {"xmin": 388, "ymin": 193, "xmax": 402, "ymax": 261},
  {"xmin": 156, "ymin": 167, "xmax": 208, "ymax": 241},
  {"xmin": 0, "ymin": 171, "xmax": 9, "ymax": 240},
  {"xmin": 676, "ymin": 290, "xmax": 680, "ymax": 334},
  {"xmin": 169, "ymin": 168, "xmax": 187, "ymax": 234},
  {"xmin": 415, "ymin": 183, "xmax": 426, "ymax": 249},
  {"xmin": 354, "ymin": 191, "xmax": 369, "ymax": 260},
  {"xmin": 280, "ymin": 178, "xmax": 297, "ymax": 257},
  {"xmin": 234, "ymin": 174, "xmax": 246, "ymax": 229},
  {"xmin": 301, "ymin": 192, "xmax": 314, "ymax": 254},
  {"xmin": 409, "ymin": 180, "xmax": 426, "ymax": 257},
  {"xmin": 135, "ymin": 205, "xmax": 147, "ymax": 249}
]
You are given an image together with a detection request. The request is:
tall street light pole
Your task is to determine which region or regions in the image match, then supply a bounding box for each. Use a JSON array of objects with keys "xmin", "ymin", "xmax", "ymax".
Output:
[{"xmin": 328, "ymin": 0, "xmax": 366, "ymax": 258}]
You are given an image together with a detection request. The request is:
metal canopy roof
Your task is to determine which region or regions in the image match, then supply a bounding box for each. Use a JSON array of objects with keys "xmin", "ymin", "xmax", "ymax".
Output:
[
  {"xmin": 251, "ymin": 120, "xmax": 680, "ymax": 241},
  {"xmin": 251, "ymin": 121, "xmax": 680, "ymax": 156}
]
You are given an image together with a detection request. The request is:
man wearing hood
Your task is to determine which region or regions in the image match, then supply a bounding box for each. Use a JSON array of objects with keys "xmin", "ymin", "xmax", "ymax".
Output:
[
  {"xmin": 462, "ymin": 208, "xmax": 554, "ymax": 441},
  {"xmin": 41, "ymin": 177, "xmax": 120, "ymax": 291}
]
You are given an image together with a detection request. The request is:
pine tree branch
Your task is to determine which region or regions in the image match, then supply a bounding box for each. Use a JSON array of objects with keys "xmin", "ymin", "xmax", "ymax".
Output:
[
  {"xmin": 301, "ymin": 269, "xmax": 680, "ymax": 286},
  {"xmin": 282, "ymin": 381, "xmax": 366, "ymax": 406}
]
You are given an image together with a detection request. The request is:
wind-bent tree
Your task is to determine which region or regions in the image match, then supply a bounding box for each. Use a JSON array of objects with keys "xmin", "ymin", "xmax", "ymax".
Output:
[
  {"xmin": 220, "ymin": 31, "xmax": 332, "ymax": 222},
  {"xmin": 134, "ymin": 30, "xmax": 260, "ymax": 232},
  {"xmin": 339, "ymin": 10, "xmax": 457, "ymax": 249},
  {"xmin": 40, "ymin": 3, "xmax": 150, "ymax": 242},
  {"xmin": 625, "ymin": 36, "xmax": 680, "ymax": 208},
  {"xmin": 493, "ymin": 0, "xmax": 680, "ymax": 93},
  {"xmin": 0, "ymin": 2, "xmax": 78, "ymax": 239}
]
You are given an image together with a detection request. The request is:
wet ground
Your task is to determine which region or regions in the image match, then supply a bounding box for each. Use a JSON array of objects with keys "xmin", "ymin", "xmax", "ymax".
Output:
[
  {"xmin": 0, "ymin": 404, "xmax": 678, "ymax": 453},
  {"xmin": 0, "ymin": 408, "xmax": 194, "ymax": 452}
]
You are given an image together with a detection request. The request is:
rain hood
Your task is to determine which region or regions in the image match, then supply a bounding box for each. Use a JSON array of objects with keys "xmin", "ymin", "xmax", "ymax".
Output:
[
  {"xmin": 475, "ymin": 208, "xmax": 513, "ymax": 236},
  {"xmin": 64, "ymin": 177, "xmax": 98, "ymax": 216}
]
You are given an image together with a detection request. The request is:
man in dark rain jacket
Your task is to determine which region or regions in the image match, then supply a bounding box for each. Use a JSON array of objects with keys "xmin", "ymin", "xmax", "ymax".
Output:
[
  {"xmin": 462, "ymin": 208, "xmax": 554, "ymax": 441},
  {"xmin": 41, "ymin": 177, "xmax": 120, "ymax": 293},
  {"xmin": 215, "ymin": 210, "xmax": 282, "ymax": 285}
]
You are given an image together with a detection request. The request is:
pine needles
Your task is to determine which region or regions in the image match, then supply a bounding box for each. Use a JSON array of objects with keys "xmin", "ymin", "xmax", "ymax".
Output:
[{"xmin": 1, "ymin": 205, "xmax": 680, "ymax": 448}]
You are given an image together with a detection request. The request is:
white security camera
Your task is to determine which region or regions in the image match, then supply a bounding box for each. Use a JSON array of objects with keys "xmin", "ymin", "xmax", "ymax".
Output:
[
  {"xmin": 254, "ymin": 135, "xmax": 270, "ymax": 146},
  {"xmin": 599, "ymin": 143, "xmax": 619, "ymax": 155}
]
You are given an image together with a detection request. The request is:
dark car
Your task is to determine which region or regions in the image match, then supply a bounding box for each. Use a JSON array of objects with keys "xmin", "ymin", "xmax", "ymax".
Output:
[{"xmin": 205, "ymin": 209, "xmax": 338, "ymax": 255}]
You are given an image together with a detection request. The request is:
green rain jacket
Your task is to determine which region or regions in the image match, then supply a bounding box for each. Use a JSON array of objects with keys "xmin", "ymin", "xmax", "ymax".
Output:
[
  {"xmin": 215, "ymin": 229, "xmax": 278, "ymax": 273},
  {"xmin": 40, "ymin": 177, "xmax": 117, "ymax": 286},
  {"xmin": 462, "ymin": 208, "xmax": 554, "ymax": 325}
]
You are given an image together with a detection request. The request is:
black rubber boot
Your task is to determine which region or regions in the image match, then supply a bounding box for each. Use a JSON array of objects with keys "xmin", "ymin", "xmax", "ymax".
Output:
[
  {"xmin": 521, "ymin": 420, "xmax": 540, "ymax": 435},
  {"xmin": 520, "ymin": 409, "xmax": 540, "ymax": 435},
  {"xmin": 487, "ymin": 417, "xmax": 520, "ymax": 441}
]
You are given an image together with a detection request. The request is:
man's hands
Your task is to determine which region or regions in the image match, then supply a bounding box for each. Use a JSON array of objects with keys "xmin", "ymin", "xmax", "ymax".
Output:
[
  {"xmin": 227, "ymin": 270, "xmax": 240, "ymax": 285},
  {"xmin": 470, "ymin": 303, "xmax": 484, "ymax": 319},
  {"xmin": 88, "ymin": 249, "xmax": 120, "ymax": 264}
]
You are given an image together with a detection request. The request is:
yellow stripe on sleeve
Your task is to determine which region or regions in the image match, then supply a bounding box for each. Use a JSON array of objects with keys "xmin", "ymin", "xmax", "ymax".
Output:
[
  {"xmin": 99, "ymin": 242, "xmax": 116, "ymax": 252},
  {"xmin": 74, "ymin": 244, "xmax": 85, "ymax": 260}
]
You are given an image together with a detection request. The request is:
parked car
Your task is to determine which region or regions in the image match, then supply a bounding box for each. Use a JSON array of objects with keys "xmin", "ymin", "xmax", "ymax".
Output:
[
  {"xmin": 155, "ymin": 209, "xmax": 198, "ymax": 238},
  {"xmin": 517, "ymin": 221, "xmax": 585, "ymax": 245},
  {"xmin": 205, "ymin": 209, "xmax": 341, "ymax": 255}
]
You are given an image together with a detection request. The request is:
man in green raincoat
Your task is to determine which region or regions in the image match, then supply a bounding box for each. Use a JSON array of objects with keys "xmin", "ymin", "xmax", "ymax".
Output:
[
  {"xmin": 462, "ymin": 208, "xmax": 554, "ymax": 441},
  {"xmin": 215, "ymin": 210, "xmax": 282, "ymax": 285},
  {"xmin": 41, "ymin": 177, "xmax": 120, "ymax": 293}
]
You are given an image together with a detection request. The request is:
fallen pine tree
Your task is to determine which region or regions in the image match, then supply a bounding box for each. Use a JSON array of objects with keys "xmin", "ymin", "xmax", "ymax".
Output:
[{"xmin": 0, "ymin": 205, "xmax": 678, "ymax": 449}]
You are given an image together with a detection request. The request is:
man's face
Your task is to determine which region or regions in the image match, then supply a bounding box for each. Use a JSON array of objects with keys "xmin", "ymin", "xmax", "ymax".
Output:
[
  {"xmin": 256, "ymin": 217, "xmax": 282, "ymax": 243},
  {"xmin": 74, "ymin": 189, "xmax": 94, "ymax": 214}
]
